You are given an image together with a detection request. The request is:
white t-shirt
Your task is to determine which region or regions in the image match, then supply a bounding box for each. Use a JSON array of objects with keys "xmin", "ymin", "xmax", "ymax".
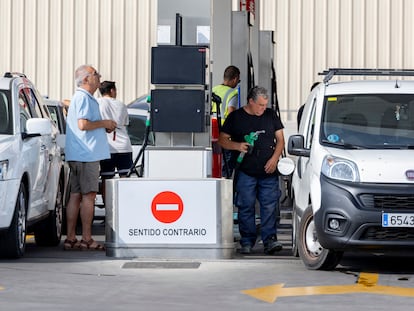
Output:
[{"xmin": 98, "ymin": 97, "xmax": 132, "ymax": 153}]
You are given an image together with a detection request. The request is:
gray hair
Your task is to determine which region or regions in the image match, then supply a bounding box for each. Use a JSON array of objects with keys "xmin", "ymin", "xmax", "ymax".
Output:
[
  {"xmin": 74, "ymin": 65, "xmax": 92, "ymax": 87},
  {"xmin": 247, "ymin": 86, "xmax": 268, "ymax": 102}
]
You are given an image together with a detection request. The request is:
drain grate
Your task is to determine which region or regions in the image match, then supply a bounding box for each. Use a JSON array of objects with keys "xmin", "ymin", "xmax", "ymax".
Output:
[{"xmin": 122, "ymin": 261, "xmax": 201, "ymax": 269}]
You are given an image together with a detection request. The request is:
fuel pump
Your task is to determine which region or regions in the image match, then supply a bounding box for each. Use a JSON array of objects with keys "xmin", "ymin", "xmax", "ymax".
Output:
[{"xmin": 231, "ymin": 10, "xmax": 256, "ymax": 106}]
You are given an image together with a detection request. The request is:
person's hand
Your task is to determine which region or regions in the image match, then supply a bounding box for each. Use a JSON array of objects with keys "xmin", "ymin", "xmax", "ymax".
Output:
[
  {"xmin": 105, "ymin": 120, "xmax": 117, "ymax": 133},
  {"xmin": 264, "ymin": 157, "xmax": 278, "ymax": 174},
  {"xmin": 238, "ymin": 142, "xmax": 250, "ymax": 153}
]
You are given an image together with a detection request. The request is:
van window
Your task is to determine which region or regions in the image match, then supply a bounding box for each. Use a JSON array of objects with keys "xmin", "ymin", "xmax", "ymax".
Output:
[
  {"xmin": 321, "ymin": 94, "xmax": 414, "ymax": 148},
  {"xmin": 19, "ymin": 91, "xmax": 32, "ymax": 132},
  {"xmin": 0, "ymin": 92, "xmax": 11, "ymax": 134},
  {"xmin": 304, "ymin": 96, "xmax": 317, "ymax": 149}
]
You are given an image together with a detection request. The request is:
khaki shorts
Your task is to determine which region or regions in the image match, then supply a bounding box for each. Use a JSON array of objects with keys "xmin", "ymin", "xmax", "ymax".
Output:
[{"xmin": 68, "ymin": 161, "xmax": 100, "ymax": 194}]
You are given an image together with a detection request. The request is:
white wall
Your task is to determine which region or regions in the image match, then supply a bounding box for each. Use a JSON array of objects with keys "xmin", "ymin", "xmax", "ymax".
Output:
[
  {"xmin": 1, "ymin": 0, "xmax": 414, "ymax": 125},
  {"xmin": 0, "ymin": 0, "xmax": 157, "ymax": 105},
  {"xmin": 260, "ymin": 0, "xmax": 414, "ymax": 122}
]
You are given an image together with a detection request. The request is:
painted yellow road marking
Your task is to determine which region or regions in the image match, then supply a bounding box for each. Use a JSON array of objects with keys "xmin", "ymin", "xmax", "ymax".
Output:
[
  {"xmin": 242, "ymin": 272, "xmax": 414, "ymax": 303},
  {"xmin": 25, "ymin": 234, "xmax": 34, "ymax": 242}
]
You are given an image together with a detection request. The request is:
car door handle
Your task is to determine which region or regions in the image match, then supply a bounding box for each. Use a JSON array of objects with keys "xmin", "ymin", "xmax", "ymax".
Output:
[{"xmin": 41, "ymin": 144, "xmax": 47, "ymax": 151}]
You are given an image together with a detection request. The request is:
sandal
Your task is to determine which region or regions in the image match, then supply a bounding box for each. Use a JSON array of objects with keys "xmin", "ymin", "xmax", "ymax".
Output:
[
  {"xmin": 63, "ymin": 238, "xmax": 81, "ymax": 251},
  {"xmin": 80, "ymin": 239, "xmax": 105, "ymax": 251}
]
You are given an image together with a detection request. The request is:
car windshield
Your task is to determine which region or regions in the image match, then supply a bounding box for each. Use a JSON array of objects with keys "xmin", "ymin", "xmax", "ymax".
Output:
[
  {"xmin": 0, "ymin": 91, "xmax": 12, "ymax": 135},
  {"xmin": 320, "ymin": 94, "xmax": 414, "ymax": 149},
  {"xmin": 127, "ymin": 114, "xmax": 154, "ymax": 145},
  {"xmin": 47, "ymin": 104, "xmax": 66, "ymax": 134},
  {"xmin": 47, "ymin": 105, "xmax": 59, "ymax": 127}
]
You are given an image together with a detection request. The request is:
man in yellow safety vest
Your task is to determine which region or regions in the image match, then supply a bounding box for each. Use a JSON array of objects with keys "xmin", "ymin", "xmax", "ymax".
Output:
[{"xmin": 212, "ymin": 65, "xmax": 240, "ymax": 178}]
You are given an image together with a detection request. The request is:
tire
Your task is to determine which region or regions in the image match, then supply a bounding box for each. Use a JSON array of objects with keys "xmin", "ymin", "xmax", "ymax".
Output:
[
  {"xmin": 61, "ymin": 182, "xmax": 71, "ymax": 236},
  {"xmin": 297, "ymin": 206, "xmax": 343, "ymax": 270},
  {"xmin": 291, "ymin": 202, "xmax": 299, "ymax": 257},
  {"xmin": 0, "ymin": 183, "xmax": 27, "ymax": 258},
  {"xmin": 34, "ymin": 178, "xmax": 63, "ymax": 246}
]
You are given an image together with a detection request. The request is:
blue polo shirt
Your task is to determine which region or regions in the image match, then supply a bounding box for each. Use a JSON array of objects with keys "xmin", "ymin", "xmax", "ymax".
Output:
[{"xmin": 65, "ymin": 88, "xmax": 110, "ymax": 162}]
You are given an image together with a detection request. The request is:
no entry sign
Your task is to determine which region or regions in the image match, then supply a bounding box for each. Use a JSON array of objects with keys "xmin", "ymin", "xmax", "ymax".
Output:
[
  {"xmin": 151, "ymin": 191, "xmax": 184, "ymax": 223},
  {"xmin": 116, "ymin": 179, "xmax": 225, "ymax": 244}
]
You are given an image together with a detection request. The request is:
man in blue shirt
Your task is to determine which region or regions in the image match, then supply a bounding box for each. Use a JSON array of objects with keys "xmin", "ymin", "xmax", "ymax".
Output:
[{"xmin": 64, "ymin": 65, "xmax": 117, "ymax": 251}]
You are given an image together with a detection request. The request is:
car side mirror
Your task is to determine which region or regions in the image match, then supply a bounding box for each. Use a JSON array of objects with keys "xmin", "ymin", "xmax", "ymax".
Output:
[
  {"xmin": 25, "ymin": 118, "xmax": 52, "ymax": 136},
  {"xmin": 288, "ymin": 135, "xmax": 310, "ymax": 157}
]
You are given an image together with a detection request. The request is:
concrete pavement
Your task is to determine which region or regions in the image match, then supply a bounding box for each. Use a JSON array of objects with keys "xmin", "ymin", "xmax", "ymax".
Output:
[{"xmin": 1, "ymin": 221, "xmax": 414, "ymax": 310}]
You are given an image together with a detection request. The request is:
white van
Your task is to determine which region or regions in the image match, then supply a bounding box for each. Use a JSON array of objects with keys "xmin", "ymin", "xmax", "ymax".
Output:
[{"xmin": 288, "ymin": 68, "xmax": 414, "ymax": 270}]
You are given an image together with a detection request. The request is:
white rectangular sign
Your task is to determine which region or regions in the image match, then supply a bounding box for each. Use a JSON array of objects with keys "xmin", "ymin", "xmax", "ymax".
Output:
[{"xmin": 117, "ymin": 180, "xmax": 217, "ymax": 244}]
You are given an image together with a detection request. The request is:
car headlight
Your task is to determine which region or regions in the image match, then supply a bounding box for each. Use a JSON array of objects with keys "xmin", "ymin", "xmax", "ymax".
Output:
[
  {"xmin": 321, "ymin": 155, "xmax": 359, "ymax": 182},
  {"xmin": 0, "ymin": 160, "xmax": 9, "ymax": 180}
]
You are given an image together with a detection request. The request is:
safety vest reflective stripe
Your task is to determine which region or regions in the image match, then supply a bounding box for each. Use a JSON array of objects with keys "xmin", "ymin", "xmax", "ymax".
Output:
[{"xmin": 212, "ymin": 85, "xmax": 238, "ymax": 123}]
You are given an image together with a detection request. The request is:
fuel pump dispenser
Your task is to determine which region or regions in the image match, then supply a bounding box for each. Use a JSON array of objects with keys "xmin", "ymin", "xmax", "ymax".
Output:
[
  {"xmin": 231, "ymin": 10, "xmax": 256, "ymax": 106},
  {"xmin": 145, "ymin": 44, "xmax": 212, "ymax": 178},
  {"xmin": 105, "ymin": 0, "xmax": 234, "ymax": 260},
  {"xmin": 259, "ymin": 30, "xmax": 277, "ymax": 110},
  {"xmin": 105, "ymin": 0, "xmax": 293, "ymax": 259}
]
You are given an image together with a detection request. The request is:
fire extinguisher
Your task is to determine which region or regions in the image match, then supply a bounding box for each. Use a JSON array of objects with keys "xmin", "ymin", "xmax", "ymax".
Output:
[
  {"xmin": 211, "ymin": 92, "xmax": 224, "ymax": 178},
  {"xmin": 211, "ymin": 116, "xmax": 222, "ymax": 178}
]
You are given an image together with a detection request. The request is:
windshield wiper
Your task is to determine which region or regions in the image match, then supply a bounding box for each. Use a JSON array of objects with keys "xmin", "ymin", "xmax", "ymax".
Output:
[
  {"xmin": 381, "ymin": 144, "xmax": 414, "ymax": 149},
  {"xmin": 321, "ymin": 139, "xmax": 364, "ymax": 149}
]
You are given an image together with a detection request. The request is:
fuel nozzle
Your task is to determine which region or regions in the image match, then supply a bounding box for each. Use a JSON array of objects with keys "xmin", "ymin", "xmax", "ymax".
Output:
[{"xmin": 237, "ymin": 130, "xmax": 266, "ymax": 163}]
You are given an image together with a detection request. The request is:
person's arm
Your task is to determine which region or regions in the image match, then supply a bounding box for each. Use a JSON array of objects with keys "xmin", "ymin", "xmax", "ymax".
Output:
[
  {"xmin": 227, "ymin": 106, "xmax": 236, "ymax": 114},
  {"xmin": 218, "ymin": 132, "xmax": 250, "ymax": 153},
  {"xmin": 264, "ymin": 129, "xmax": 285, "ymax": 174},
  {"xmin": 227, "ymin": 96, "xmax": 238, "ymax": 113},
  {"xmin": 78, "ymin": 119, "xmax": 117, "ymax": 132}
]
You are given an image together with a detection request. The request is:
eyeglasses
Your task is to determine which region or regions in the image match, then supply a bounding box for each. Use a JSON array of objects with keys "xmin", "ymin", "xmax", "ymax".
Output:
[{"xmin": 89, "ymin": 71, "xmax": 101, "ymax": 77}]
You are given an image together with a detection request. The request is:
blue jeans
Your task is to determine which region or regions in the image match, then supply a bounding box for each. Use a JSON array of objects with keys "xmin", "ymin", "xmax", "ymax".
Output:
[
  {"xmin": 235, "ymin": 171, "xmax": 281, "ymax": 247},
  {"xmin": 222, "ymin": 148, "xmax": 234, "ymax": 178}
]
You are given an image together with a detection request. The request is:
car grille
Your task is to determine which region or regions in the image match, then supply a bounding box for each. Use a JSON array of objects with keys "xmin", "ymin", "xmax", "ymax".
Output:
[
  {"xmin": 362, "ymin": 227, "xmax": 414, "ymax": 241},
  {"xmin": 359, "ymin": 194, "xmax": 414, "ymax": 209}
]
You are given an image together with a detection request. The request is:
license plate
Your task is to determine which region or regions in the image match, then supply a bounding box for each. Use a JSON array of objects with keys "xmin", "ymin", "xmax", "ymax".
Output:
[{"xmin": 382, "ymin": 213, "xmax": 414, "ymax": 227}]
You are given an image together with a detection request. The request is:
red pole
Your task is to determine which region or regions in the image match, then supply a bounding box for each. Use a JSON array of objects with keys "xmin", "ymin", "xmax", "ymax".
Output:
[{"xmin": 211, "ymin": 117, "xmax": 222, "ymax": 178}]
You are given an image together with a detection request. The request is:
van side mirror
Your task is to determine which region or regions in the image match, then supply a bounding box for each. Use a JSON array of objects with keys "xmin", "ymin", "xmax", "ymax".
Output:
[{"xmin": 288, "ymin": 135, "xmax": 310, "ymax": 157}]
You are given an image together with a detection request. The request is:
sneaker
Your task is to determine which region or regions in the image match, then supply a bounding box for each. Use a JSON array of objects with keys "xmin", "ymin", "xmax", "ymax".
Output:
[
  {"xmin": 264, "ymin": 236, "xmax": 283, "ymax": 255},
  {"xmin": 240, "ymin": 244, "xmax": 252, "ymax": 254}
]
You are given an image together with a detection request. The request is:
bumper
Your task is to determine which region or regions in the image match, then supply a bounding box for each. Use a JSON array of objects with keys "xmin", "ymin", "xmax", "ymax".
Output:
[
  {"xmin": 314, "ymin": 174, "xmax": 414, "ymax": 250},
  {"xmin": 0, "ymin": 179, "xmax": 20, "ymax": 229}
]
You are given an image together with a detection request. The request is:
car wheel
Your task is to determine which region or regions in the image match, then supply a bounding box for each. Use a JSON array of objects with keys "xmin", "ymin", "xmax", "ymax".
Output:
[
  {"xmin": 298, "ymin": 206, "xmax": 343, "ymax": 270},
  {"xmin": 0, "ymin": 183, "xmax": 27, "ymax": 258},
  {"xmin": 34, "ymin": 178, "xmax": 63, "ymax": 246},
  {"xmin": 61, "ymin": 181, "xmax": 71, "ymax": 236},
  {"xmin": 291, "ymin": 201, "xmax": 299, "ymax": 257}
]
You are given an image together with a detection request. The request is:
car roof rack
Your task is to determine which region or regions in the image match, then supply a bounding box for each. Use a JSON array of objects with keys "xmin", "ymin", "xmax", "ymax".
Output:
[
  {"xmin": 319, "ymin": 68, "xmax": 414, "ymax": 83},
  {"xmin": 4, "ymin": 72, "xmax": 27, "ymax": 78}
]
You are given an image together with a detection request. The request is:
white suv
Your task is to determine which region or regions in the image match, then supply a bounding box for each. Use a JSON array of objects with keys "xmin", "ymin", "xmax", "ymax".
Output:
[
  {"xmin": 289, "ymin": 68, "xmax": 414, "ymax": 270},
  {"xmin": 0, "ymin": 72, "xmax": 64, "ymax": 258}
]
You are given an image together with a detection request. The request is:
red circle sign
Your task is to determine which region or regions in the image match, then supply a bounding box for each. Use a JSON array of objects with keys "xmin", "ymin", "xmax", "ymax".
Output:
[{"xmin": 151, "ymin": 191, "xmax": 184, "ymax": 223}]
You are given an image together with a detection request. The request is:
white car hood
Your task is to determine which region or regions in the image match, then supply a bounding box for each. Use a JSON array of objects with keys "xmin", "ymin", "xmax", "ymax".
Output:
[{"xmin": 326, "ymin": 148, "xmax": 414, "ymax": 183}]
